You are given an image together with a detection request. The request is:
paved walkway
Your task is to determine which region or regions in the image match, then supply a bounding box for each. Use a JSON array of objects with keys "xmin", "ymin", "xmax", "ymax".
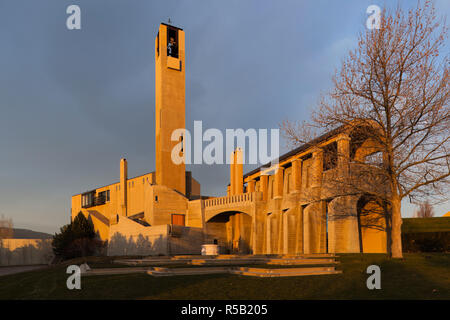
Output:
[{"xmin": 0, "ymin": 265, "xmax": 48, "ymax": 277}]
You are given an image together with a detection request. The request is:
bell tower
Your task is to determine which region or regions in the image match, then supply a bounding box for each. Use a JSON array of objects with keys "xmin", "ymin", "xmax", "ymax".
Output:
[{"xmin": 155, "ymin": 23, "xmax": 186, "ymax": 195}]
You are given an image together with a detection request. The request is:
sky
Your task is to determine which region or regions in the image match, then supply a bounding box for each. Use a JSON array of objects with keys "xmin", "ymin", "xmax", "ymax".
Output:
[{"xmin": 0, "ymin": 0, "xmax": 448, "ymax": 234}]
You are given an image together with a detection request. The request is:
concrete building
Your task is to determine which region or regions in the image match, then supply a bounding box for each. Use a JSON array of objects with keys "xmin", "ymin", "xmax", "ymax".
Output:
[{"xmin": 71, "ymin": 23, "xmax": 388, "ymax": 256}]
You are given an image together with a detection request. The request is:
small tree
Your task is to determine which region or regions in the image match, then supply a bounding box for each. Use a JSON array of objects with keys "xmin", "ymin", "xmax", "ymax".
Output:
[
  {"xmin": 52, "ymin": 212, "xmax": 103, "ymax": 259},
  {"xmin": 415, "ymin": 200, "xmax": 435, "ymax": 218}
]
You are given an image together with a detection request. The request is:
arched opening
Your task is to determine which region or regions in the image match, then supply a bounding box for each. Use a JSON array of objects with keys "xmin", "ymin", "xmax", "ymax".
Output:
[
  {"xmin": 357, "ymin": 195, "xmax": 388, "ymax": 253},
  {"xmin": 206, "ymin": 211, "xmax": 252, "ymax": 254}
]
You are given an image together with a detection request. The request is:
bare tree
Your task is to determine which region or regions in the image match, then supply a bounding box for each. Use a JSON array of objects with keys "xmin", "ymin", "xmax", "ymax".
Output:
[
  {"xmin": 0, "ymin": 214, "xmax": 14, "ymax": 239},
  {"xmin": 282, "ymin": 0, "xmax": 449, "ymax": 258},
  {"xmin": 415, "ymin": 200, "xmax": 435, "ymax": 218}
]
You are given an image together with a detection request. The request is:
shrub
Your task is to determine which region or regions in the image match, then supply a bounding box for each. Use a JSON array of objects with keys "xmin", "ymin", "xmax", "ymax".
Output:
[
  {"xmin": 402, "ymin": 232, "xmax": 450, "ymax": 252},
  {"xmin": 52, "ymin": 212, "xmax": 104, "ymax": 260}
]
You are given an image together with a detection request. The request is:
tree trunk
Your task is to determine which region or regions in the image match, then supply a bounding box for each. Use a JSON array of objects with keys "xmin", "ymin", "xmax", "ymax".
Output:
[{"xmin": 390, "ymin": 196, "xmax": 403, "ymax": 258}]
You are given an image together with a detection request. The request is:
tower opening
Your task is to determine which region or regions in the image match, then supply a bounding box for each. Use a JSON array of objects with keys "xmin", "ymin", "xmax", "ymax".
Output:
[{"xmin": 167, "ymin": 27, "xmax": 179, "ymax": 58}]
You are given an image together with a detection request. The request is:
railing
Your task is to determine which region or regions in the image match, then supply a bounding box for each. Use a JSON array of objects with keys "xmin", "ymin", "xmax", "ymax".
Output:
[{"xmin": 203, "ymin": 192, "xmax": 255, "ymax": 208}]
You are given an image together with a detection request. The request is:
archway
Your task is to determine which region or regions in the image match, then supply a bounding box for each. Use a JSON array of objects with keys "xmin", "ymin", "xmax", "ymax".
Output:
[
  {"xmin": 205, "ymin": 211, "xmax": 252, "ymax": 254},
  {"xmin": 357, "ymin": 195, "xmax": 388, "ymax": 253}
]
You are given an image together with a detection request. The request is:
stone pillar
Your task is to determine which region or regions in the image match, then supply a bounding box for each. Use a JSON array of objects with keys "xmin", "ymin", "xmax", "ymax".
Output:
[
  {"xmin": 248, "ymin": 180, "xmax": 255, "ymax": 193},
  {"xmin": 239, "ymin": 213, "xmax": 245, "ymax": 252},
  {"xmin": 336, "ymin": 134, "xmax": 351, "ymax": 173},
  {"xmin": 260, "ymin": 174, "xmax": 269, "ymax": 201},
  {"xmin": 311, "ymin": 148, "xmax": 323, "ymax": 188},
  {"xmin": 295, "ymin": 206, "xmax": 304, "ymax": 254},
  {"xmin": 266, "ymin": 216, "xmax": 271, "ymax": 254},
  {"xmin": 274, "ymin": 166, "xmax": 284, "ymax": 199},
  {"xmin": 328, "ymin": 196, "xmax": 360, "ymax": 253},
  {"xmin": 235, "ymin": 148, "xmax": 244, "ymax": 194},
  {"xmin": 283, "ymin": 211, "xmax": 289, "ymax": 255},
  {"xmin": 303, "ymin": 205, "xmax": 310, "ymax": 254},
  {"xmin": 292, "ymin": 159, "xmax": 302, "ymax": 193},
  {"xmin": 120, "ymin": 158, "xmax": 127, "ymax": 216},
  {"xmin": 230, "ymin": 151, "xmax": 236, "ymax": 195},
  {"xmin": 277, "ymin": 212, "xmax": 283, "ymax": 254}
]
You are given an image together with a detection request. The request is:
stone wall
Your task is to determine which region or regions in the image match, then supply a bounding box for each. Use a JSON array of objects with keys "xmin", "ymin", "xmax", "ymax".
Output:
[
  {"xmin": 0, "ymin": 239, "xmax": 53, "ymax": 266},
  {"xmin": 107, "ymin": 216, "xmax": 205, "ymax": 256}
]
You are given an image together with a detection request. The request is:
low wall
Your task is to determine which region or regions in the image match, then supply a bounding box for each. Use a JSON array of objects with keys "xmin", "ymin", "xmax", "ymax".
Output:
[
  {"xmin": 0, "ymin": 239, "xmax": 54, "ymax": 266},
  {"xmin": 108, "ymin": 217, "xmax": 169, "ymax": 256},
  {"xmin": 107, "ymin": 216, "xmax": 205, "ymax": 256},
  {"xmin": 168, "ymin": 225, "xmax": 204, "ymax": 255}
]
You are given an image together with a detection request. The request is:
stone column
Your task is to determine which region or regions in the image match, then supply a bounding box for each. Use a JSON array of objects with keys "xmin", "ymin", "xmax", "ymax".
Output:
[
  {"xmin": 248, "ymin": 180, "xmax": 255, "ymax": 193},
  {"xmin": 230, "ymin": 151, "xmax": 235, "ymax": 195},
  {"xmin": 336, "ymin": 133, "xmax": 351, "ymax": 173},
  {"xmin": 283, "ymin": 211, "xmax": 289, "ymax": 255},
  {"xmin": 328, "ymin": 196, "xmax": 360, "ymax": 253},
  {"xmin": 311, "ymin": 148, "xmax": 324, "ymax": 189},
  {"xmin": 266, "ymin": 216, "xmax": 272, "ymax": 254},
  {"xmin": 235, "ymin": 148, "xmax": 244, "ymax": 194},
  {"xmin": 260, "ymin": 174, "xmax": 269, "ymax": 201},
  {"xmin": 120, "ymin": 158, "xmax": 127, "ymax": 216},
  {"xmin": 295, "ymin": 206, "xmax": 304, "ymax": 254},
  {"xmin": 303, "ymin": 205, "xmax": 311, "ymax": 254},
  {"xmin": 292, "ymin": 159, "xmax": 302, "ymax": 193},
  {"xmin": 239, "ymin": 213, "xmax": 245, "ymax": 252},
  {"xmin": 274, "ymin": 166, "xmax": 284, "ymax": 199}
]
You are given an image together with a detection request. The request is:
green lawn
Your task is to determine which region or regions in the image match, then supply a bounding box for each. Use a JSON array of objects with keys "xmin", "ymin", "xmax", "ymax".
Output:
[{"xmin": 0, "ymin": 253, "xmax": 449, "ymax": 299}]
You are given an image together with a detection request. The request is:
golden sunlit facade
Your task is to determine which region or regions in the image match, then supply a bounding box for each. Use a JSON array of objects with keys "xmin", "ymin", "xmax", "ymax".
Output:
[{"xmin": 71, "ymin": 23, "xmax": 388, "ymax": 256}]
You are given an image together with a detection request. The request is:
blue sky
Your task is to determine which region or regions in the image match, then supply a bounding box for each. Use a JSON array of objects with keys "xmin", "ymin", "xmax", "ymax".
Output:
[{"xmin": 0, "ymin": 0, "xmax": 448, "ymax": 233}]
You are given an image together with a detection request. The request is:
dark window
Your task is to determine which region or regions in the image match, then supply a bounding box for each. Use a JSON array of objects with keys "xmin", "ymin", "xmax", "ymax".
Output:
[
  {"xmin": 167, "ymin": 27, "xmax": 178, "ymax": 58},
  {"xmin": 156, "ymin": 32, "xmax": 160, "ymax": 57},
  {"xmin": 81, "ymin": 191, "xmax": 95, "ymax": 208},
  {"xmin": 323, "ymin": 142, "xmax": 338, "ymax": 171},
  {"xmin": 98, "ymin": 190, "xmax": 110, "ymax": 203}
]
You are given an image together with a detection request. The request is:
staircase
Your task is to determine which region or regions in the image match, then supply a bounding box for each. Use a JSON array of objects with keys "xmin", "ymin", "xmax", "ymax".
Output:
[{"xmin": 143, "ymin": 254, "xmax": 342, "ymax": 277}]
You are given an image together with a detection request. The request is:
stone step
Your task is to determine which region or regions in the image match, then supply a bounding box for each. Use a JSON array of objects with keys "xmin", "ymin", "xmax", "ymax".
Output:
[
  {"xmin": 146, "ymin": 266, "xmax": 343, "ymax": 278},
  {"xmin": 116, "ymin": 257, "xmax": 338, "ymax": 267},
  {"xmin": 231, "ymin": 269, "xmax": 342, "ymax": 277},
  {"xmin": 266, "ymin": 258, "xmax": 338, "ymax": 265},
  {"xmin": 147, "ymin": 267, "xmax": 229, "ymax": 276},
  {"xmin": 82, "ymin": 267, "xmax": 149, "ymax": 276},
  {"xmin": 235, "ymin": 266, "xmax": 336, "ymax": 274}
]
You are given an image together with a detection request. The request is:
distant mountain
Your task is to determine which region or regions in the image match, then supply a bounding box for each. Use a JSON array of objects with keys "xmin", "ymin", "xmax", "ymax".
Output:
[{"xmin": 12, "ymin": 228, "xmax": 53, "ymax": 239}]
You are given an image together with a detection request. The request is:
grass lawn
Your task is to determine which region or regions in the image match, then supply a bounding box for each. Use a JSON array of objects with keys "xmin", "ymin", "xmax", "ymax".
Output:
[{"xmin": 0, "ymin": 253, "xmax": 448, "ymax": 299}]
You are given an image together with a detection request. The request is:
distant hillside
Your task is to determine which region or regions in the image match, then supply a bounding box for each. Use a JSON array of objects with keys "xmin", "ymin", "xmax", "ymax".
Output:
[{"xmin": 12, "ymin": 228, "xmax": 53, "ymax": 239}]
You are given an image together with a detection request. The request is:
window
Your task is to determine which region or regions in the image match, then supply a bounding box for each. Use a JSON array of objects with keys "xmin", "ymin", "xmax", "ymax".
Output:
[
  {"xmin": 167, "ymin": 27, "xmax": 178, "ymax": 58},
  {"xmin": 156, "ymin": 32, "xmax": 160, "ymax": 57},
  {"xmin": 323, "ymin": 142, "xmax": 338, "ymax": 171},
  {"xmin": 98, "ymin": 190, "xmax": 110, "ymax": 203},
  {"xmin": 81, "ymin": 191, "xmax": 95, "ymax": 208}
]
